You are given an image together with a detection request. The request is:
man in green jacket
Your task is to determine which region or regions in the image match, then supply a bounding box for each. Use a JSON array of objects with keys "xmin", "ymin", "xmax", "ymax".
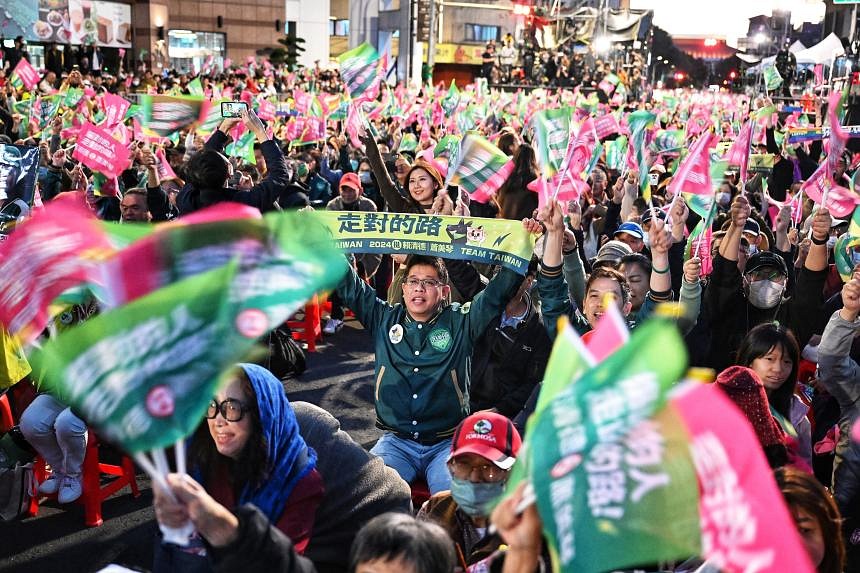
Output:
[{"xmin": 336, "ymin": 254, "xmax": 521, "ymax": 494}]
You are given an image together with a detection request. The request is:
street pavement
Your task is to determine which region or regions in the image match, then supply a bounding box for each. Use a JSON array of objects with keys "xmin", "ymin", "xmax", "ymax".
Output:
[{"xmin": 0, "ymin": 318, "xmax": 377, "ymax": 573}]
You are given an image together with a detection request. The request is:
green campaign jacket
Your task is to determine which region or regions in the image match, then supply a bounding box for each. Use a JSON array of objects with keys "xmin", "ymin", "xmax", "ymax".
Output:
[{"xmin": 337, "ymin": 264, "xmax": 521, "ymax": 443}]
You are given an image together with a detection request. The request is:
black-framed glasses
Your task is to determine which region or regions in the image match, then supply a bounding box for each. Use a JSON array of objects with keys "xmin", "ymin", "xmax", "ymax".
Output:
[
  {"xmin": 206, "ymin": 398, "xmax": 249, "ymax": 422},
  {"xmin": 405, "ymin": 277, "xmax": 443, "ymax": 289},
  {"xmin": 448, "ymin": 459, "xmax": 508, "ymax": 483}
]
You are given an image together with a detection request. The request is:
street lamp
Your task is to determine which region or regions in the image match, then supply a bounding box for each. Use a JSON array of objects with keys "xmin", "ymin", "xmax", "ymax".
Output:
[
  {"xmin": 754, "ymin": 32, "xmax": 768, "ymax": 45},
  {"xmin": 594, "ymin": 36, "xmax": 611, "ymax": 54}
]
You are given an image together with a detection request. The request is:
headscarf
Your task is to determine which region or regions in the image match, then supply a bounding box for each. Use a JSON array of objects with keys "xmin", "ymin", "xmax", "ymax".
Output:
[{"xmin": 236, "ymin": 363, "xmax": 317, "ymax": 522}]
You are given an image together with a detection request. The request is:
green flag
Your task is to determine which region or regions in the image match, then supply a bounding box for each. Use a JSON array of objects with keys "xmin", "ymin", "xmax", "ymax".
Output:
[
  {"xmin": 187, "ymin": 77, "xmax": 204, "ymax": 96},
  {"xmin": 531, "ymin": 107, "xmax": 571, "ymax": 177},
  {"xmin": 32, "ymin": 263, "xmax": 253, "ymax": 453},
  {"xmin": 226, "ymin": 130, "xmax": 257, "ymax": 164},
  {"xmin": 338, "ymin": 43, "xmax": 380, "ymax": 100},
  {"xmin": 605, "ymin": 136, "xmax": 628, "ymax": 171},
  {"xmin": 442, "ymin": 80, "xmax": 460, "ymax": 116},
  {"xmin": 764, "ymin": 65, "xmax": 783, "ymax": 91},
  {"xmin": 528, "ymin": 318, "xmax": 700, "ymax": 572}
]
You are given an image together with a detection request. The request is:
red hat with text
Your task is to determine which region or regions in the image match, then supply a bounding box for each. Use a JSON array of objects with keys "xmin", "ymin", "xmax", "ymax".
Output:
[{"xmin": 448, "ymin": 412, "xmax": 522, "ymax": 470}]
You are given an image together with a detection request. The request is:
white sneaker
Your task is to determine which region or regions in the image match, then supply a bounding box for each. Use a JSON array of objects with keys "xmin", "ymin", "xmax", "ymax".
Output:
[
  {"xmin": 323, "ymin": 318, "xmax": 344, "ymax": 335},
  {"xmin": 58, "ymin": 475, "xmax": 82, "ymax": 504},
  {"xmin": 38, "ymin": 473, "xmax": 63, "ymax": 495}
]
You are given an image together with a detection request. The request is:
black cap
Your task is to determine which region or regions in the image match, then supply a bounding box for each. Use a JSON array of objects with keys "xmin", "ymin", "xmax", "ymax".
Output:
[
  {"xmin": 743, "ymin": 219, "xmax": 761, "ymax": 236},
  {"xmin": 745, "ymin": 251, "xmax": 788, "ymax": 277},
  {"xmin": 641, "ymin": 209, "xmax": 667, "ymax": 226}
]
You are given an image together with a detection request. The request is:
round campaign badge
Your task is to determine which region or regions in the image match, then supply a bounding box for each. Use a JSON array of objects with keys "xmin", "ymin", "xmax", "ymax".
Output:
[
  {"xmin": 146, "ymin": 385, "xmax": 175, "ymax": 418},
  {"xmin": 389, "ymin": 324, "xmax": 403, "ymax": 344},
  {"xmin": 428, "ymin": 328, "xmax": 452, "ymax": 352},
  {"xmin": 236, "ymin": 308, "xmax": 268, "ymax": 339}
]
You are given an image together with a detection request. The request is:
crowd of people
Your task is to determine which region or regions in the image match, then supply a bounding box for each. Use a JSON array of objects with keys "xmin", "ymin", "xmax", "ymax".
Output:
[{"xmin": 0, "ymin": 45, "xmax": 858, "ymax": 573}]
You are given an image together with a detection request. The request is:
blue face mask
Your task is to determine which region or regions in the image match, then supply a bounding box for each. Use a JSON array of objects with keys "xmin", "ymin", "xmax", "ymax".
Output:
[
  {"xmin": 449, "ymin": 476, "xmax": 505, "ymax": 517},
  {"xmin": 350, "ymin": 159, "xmax": 359, "ymax": 171}
]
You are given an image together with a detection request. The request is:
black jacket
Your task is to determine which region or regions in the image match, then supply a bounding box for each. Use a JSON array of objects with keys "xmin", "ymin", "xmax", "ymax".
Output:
[
  {"xmin": 177, "ymin": 130, "xmax": 296, "ymax": 215},
  {"xmin": 211, "ymin": 505, "xmax": 317, "ymax": 573},
  {"xmin": 469, "ymin": 295, "xmax": 551, "ymax": 418},
  {"xmin": 702, "ymin": 253, "xmax": 827, "ymax": 372}
]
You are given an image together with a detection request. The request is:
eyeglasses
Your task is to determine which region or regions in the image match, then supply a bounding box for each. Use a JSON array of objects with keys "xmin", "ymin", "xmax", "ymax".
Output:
[
  {"xmin": 747, "ymin": 269, "xmax": 786, "ymax": 283},
  {"xmin": 205, "ymin": 398, "xmax": 249, "ymax": 422},
  {"xmin": 405, "ymin": 277, "xmax": 443, "ymax": 289},
  {"xmin": 448, "ymin": 459, "xmax": 508, "ymax": 483}
]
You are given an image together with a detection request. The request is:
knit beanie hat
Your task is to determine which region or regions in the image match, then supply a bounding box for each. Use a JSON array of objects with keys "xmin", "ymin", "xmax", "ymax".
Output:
[{"xmin": 714, "ymin": 366, "xmax": 786, "ymax": 449}]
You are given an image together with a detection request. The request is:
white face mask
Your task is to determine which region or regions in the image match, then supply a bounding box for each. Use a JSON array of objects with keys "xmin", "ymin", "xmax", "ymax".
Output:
[
  {"xmin": 717, "ymin": 192, "xmax": 732, "ymax": 207},
  {"xmin": 826, "ymin": 236, "xmax": 838, "ymax": 250},
  {"xmin": 747, "ymin": 279, "xmax": 785, "ymax": 309},
  {"xmin": 748, "ymin": 244, "xmax": 758, "ymax": 256},
  {"xmin": 642, "ymin": 233, "xmax": 651, "ymax": 248}
]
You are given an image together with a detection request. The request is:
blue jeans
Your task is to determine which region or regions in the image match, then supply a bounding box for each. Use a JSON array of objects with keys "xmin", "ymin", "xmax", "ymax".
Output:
[{"xmin": 370, "ymin": 433, "xmax": 452, "ymax": 494}]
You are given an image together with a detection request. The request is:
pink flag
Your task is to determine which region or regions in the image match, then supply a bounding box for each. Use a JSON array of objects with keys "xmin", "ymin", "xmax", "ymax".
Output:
[
  {"xmin": 802, "ymin": 162, "xmax": 860, "ymax": 217},
  {"xmin": 345, "ymin": 102, "xmax": 365, "ymax": 149},
  {"xmin": 667, "ymin": 131, "xmax": 717, "ymax": 197},
  {"xmin": 593, "ymin": 113, "xmax": 621, "ymax": 141},
  {"xmin": 155, "ymin": 147, "xmax": 179, "ymax": 181},
  {"xmin": 101, "ymin": 93, "xmax": 131, "ymax": 128},
  {"xmin": 814, "ymin": 64, "xmax": 824, "ymax": 86},
  {"xmin": 11, "ymin": 58, "xmax": 39, "ymax": 90},
  {"xmin": 73, "ymin": 122, "xmax": 131, "ymax": 178},
  {"xmin": 584, "ymin": 302, "xmax": 629, "ymax": 361},
  {"xmin": 0, "ymin": 195, "xmax": 112, "ymax": 344},
  {"xmin": 724, "ymin": 120, "xmax": 752, "ymax": 182},
  {"xmin": 223, "ymin": 58, "xmax": 233, "ymax": 70},
  {"xmin": 256, "ymin": 98, "xmax": 276, "ymax": 121},
  {"xmin": 827, "ymin": 90, "xmax": 849, "ymax": 178},
  {"xmin": 672, "ymin": 385, "xmax": 817, "ymax": 573}
]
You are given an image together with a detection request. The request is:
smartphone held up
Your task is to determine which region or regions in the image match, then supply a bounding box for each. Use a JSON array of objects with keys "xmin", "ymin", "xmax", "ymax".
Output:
[{"xmin": 221, "ymin": 101, "xmax": 249, "ymax": 118}]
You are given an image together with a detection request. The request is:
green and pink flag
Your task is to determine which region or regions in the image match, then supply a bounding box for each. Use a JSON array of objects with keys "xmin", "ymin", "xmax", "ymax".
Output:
[
  {"xmin": 512, "ymin": 314, "xmax": 816, "ymax": 573},
  {"xmin": 9, "ymin": 58, "xmax": 39, "ymax": 91},
  {"xmin": 0, "ymin": 196, "xmax": 112, "ymax": 345},
  {"xmin": 531, "ymin": 107, "xmax": 571, "ymax": 178},
  {"xmin": 32, "ymin": 262, "xmax": 250, "ymax": 453},
  {"xmin": 338, "ymin": 43, "xmax": 381, "ymax": 102},
  {"xmin": 139, "ymin": 94, "xmax": 210, "ymax": 137},
  {"xmin": 445, "ymin": 133, "xmax": 514, "ymax": 203}
]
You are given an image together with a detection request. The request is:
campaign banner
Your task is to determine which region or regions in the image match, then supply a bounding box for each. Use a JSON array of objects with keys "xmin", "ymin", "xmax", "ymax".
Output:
[
  {"xmin": 0, "ymin": 144, "xmax": 40, "ymax": 205},
  {"xmin": 72, "ymin": 121, "xmax": 130, "ymax": 178},
  {"xmin": 787, "ymin": 125, "xmax": 860, "ymax": 144},
  {"xmin": 313, "ymin": 211, "xmax": 536, "ymax": 275},
  {"xmin": 139, "ymin": 95, "xmax": 209, "ymax": 137},
  {"xmin": 747, "ymin": 153, "xmax": 774, "ymax": 175}
]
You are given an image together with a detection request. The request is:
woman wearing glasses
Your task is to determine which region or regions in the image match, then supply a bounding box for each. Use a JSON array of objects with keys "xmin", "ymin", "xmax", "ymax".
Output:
[{"xmin": 186, "ymin": 363, "xmax": 324, "ymax": 555}]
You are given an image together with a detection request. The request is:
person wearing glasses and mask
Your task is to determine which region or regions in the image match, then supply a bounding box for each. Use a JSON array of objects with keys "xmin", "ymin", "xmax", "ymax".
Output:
[
  {"xmin": 417, "ymin": 412, "xmax": 524, "ymax": 569},
  {"xmin": 335, "ymin": 253, "xmax": 522, "ymax": 495},
  {"xmin": 703, "ymin": 195, "xmax": 831, "ymax": 373}
]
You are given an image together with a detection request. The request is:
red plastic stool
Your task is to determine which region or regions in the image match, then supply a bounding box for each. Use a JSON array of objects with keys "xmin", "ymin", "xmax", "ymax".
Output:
[
  {"xmin": 410, "ymin": 479, "xmax": 431, "ymax": 513},
  {"xmin": 0, "ymin": 394, "xmax": 14, "ymax": 433},
  {"xmin": 29, "ymin": 430, "xmax": 140, "ymax": 527},
  {"xmin": 287, "ymin": 295, "xmax": 323, "ymax": 352}
]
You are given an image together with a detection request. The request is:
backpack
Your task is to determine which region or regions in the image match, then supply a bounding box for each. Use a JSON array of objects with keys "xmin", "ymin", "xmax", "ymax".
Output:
[
  {"xmin": 257, "ymin": 325, "xmax": 306, "ymax": 380},
  {"xmin": 0, "ymin": 462, "xmax": 34, "ymax": 521},
  {"xmin": 0, "ymin": 427, "xmax": 36, "ymax": 521}
]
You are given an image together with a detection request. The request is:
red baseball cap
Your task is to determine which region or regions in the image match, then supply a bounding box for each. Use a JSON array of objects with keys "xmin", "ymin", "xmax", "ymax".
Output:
[
  {"xmin": 448, "ymin": 412, "xmax": 522, "ymax": 470},
  {"xmin": 339, "ymin": 172, "xmax": 362, "ymax": 192}
]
